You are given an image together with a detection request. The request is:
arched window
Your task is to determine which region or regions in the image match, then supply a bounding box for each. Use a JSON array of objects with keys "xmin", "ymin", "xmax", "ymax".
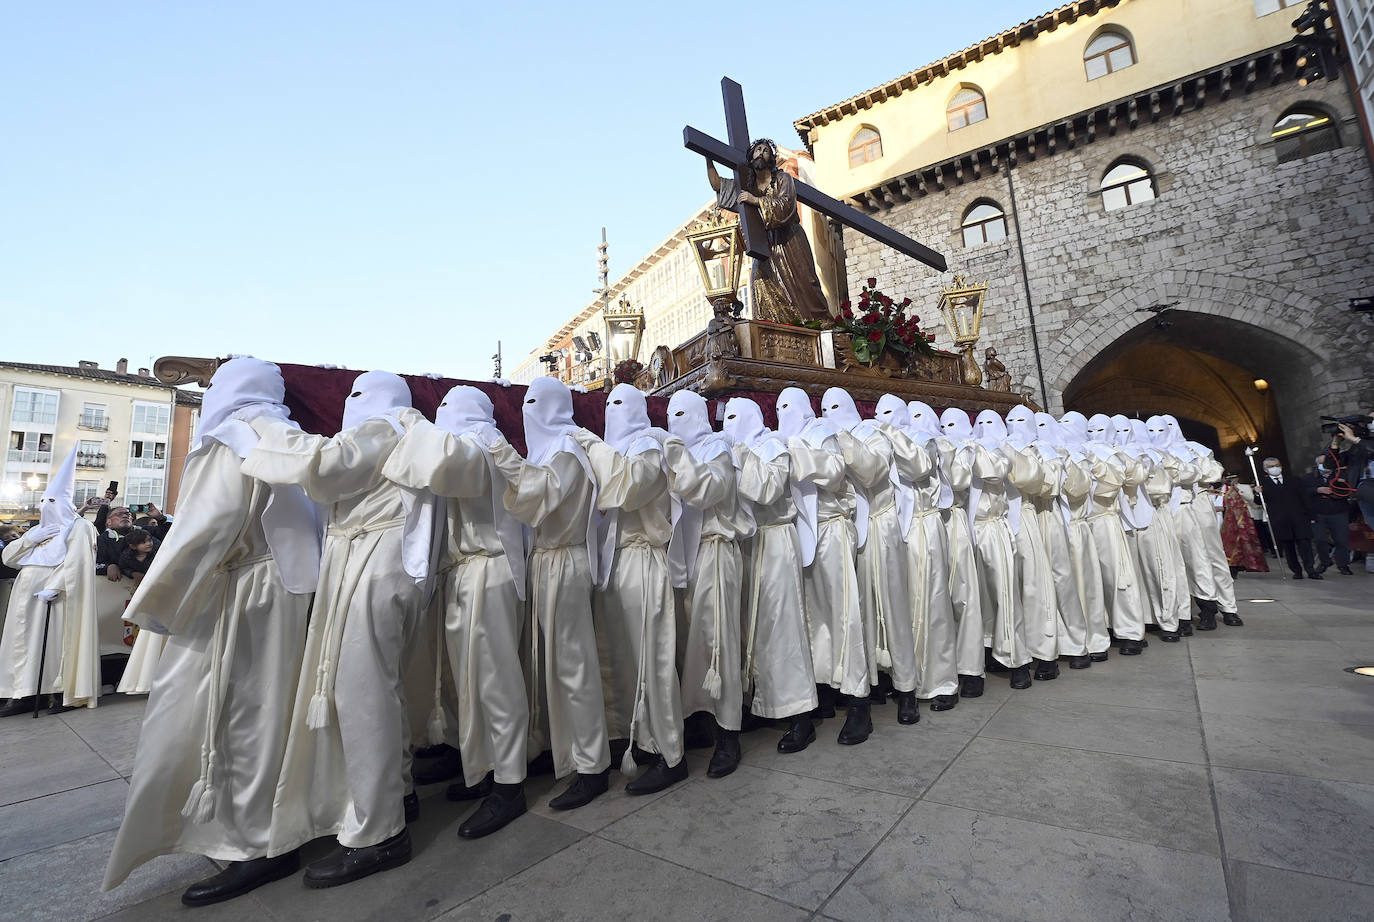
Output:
[
  {"xmin": 1272, "ymin": 108, "xmax": 1340, "ymax": 162},
  {"xmin": 961, "ymin": 202, "xmax": 1008, "ymax": 246},
  {"xmin": 1100, "ymin": 160, "xmax": 1156, "ymax": 210},
  {"xmin": 848, "ymin": 126, "xmax": 883, "ymax": 167},
  {"xmin": 947, "ymin": 87, "xmax": 987, "ymax": 131},
  {"xmin": 1084, "ymin": 31, "xmax": 1136, "ymax": 80}
]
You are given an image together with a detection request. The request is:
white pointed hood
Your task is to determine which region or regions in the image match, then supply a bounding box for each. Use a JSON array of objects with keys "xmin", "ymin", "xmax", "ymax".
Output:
[
  {"xmin": 821, "ymin": 387, "xmax": 875, "ymax": 437},
  {"xmin": 940, "ymin": 407, "xmax": 975, "ymax": 441},
  {"xmin": 722, "ymin": 397, "xmax": 784, "ymax": 461},
  {"xmin": 522, "ymin": 377, "xmax": 580, "ymax": 465},
  {"xmin": 776, "ymin": 387, "xmax": 837, "ymax": 448},
  {"xmin": 197, "ymin": 358, "xmax": 322, "ymax": 594},
  {"xmin": 27, "ymin": 447, "xmax": 80, "ymax": 567},
  {"xmin": 874, "ymin": 394, "xmax": 912, "ymax": 431},
  {"xmin": 907, "ymin": 401, "xmax": 943, "ymax": 441},
  {"xmin": 974, "ymin": 409, "xmax": 1008, "ymax": 447},
  {"xmin": 604, "ymin": 383, "xmax": 667, "ymax": 456},
  {"xmin": 1005, "ymin": 404, "xmax": 1037, "ymax": 450},
  {"xmin": 341, "ymin": 370, "xmax": 412, "ymax": 431},
  {"xmin": 667, "ymin": 390, "xmax": 730, "ymax": 462},
  {"xmin": 437, "ymin": 385, "xmax": 527, "ymax": 601},
  {"xmin": 1110, "ymin": 414, "xmax": 1135, "ymax": 448}
]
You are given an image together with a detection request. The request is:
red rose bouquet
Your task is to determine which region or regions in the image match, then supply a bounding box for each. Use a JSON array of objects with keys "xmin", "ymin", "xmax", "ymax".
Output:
[{"xmin": 834, "ymin": 280, "xmax": 937, "ymax": 366}]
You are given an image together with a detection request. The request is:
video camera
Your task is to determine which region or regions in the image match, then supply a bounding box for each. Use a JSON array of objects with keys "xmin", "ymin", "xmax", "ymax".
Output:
[{"xmin": 1320, "ymin": 414, "xmax": 1373, "ymax": 438}]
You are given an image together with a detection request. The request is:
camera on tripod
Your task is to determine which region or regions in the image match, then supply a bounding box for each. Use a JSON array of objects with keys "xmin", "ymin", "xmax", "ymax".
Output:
[{"xmin": 1320, "ymin": 414, "xmax": 1373, "ymax": 438}]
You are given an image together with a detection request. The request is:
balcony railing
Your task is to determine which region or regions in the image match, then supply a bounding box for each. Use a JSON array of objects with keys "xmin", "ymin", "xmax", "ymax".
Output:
[
  {"xmin": 76, "ymin": 453, "xmax": 107, "ymax": 469},
  {"xmin": 127, "ymin": 456, "xmax": 166, "ymax": 471},
  {"xmin": 7, "ymin": 449, "xmax": 52, "ymax": 465},
  {"xmin": 78, "ymin": 416, "xmax": 109, "ymax": 431}
]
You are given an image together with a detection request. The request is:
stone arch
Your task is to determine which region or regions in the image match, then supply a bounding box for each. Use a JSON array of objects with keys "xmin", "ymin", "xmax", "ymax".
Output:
[{"xmin": 1044, "ymin": 269, "xmax": 1343, "ymax": 460}]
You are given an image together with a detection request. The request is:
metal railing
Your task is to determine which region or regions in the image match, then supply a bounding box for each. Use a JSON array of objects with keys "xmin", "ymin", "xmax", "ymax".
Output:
[
  {"xmin": 76, "ymin": 453, "xmax": 107, "ymax": 469},
  {"xmin": 127, "ymin": 456, "xmax": 166, "ymax": 471},
  {"xmin": 78, "ymin": 416, "xmax": 109, "ymax": 431},
  {"xmin": 6, "ymin": 449, "xmax": 52, "ymax": 465}
]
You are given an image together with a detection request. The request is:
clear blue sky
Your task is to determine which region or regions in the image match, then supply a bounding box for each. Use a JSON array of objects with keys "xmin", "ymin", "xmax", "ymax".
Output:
[{"xmin": 3, "ymin": 1, "xmax": 1048, "ymax": 379}]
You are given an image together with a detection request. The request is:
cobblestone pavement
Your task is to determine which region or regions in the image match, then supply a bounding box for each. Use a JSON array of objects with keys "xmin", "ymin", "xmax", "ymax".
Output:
[{"xmin": 2, "ymin": 566, "xmax": 1371, "ymax": 922}]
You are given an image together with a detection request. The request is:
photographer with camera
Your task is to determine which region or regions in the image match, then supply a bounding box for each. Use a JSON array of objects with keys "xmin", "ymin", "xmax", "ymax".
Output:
[
  {"xmin": 1333, "ymin": 411, "xmax": 1374, "ymax": 573},
  {"xmin": 1306, "ymin": 451, "xmax": 1353, "ymax": 575}
]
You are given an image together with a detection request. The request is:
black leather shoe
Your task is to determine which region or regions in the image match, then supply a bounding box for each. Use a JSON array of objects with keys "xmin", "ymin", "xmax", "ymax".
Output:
[
  {"xmin": 0, "ymin": 697, "xmax": 36, "ymax": 718},
  {"xmin": 626, "ymin": 756, "xmax": 688, "ymax": 794},
  {"xmin": 631, "ymin": 744, "xmax": 658, "ymax": 767},
  {"xmin": 959, "ymin": 675, "xmax": 984, "ymax": 698},
  {"xmin": 1316, "ymin": 563, "xmax": 1330, "ymax": 575},
  {"xmin": 1118, "ymin": 639, "xmax": 1143, "ymax": 656},
  {"xmin": 869, "ymin": 673, "xmax": 894, "ymax": 703},
  {"xmin": 1179, "ymin": 620, "xmax": 1194, "ymax": 637},
  {"xmin": 777, "ymin": 715, "xmax": 816, "ymax": 752},
  {"xmin": 403, "ymin": 792, "xmax": 419, "ymax": 824},
  {"xmin": 1291, "ymin": 571, "xmax": 1304, "ymax": 580},
  {"xmin": 1033, "ymin": 659, "xmax": 1060, "ymax": 681},
  {"xmin": 181, "ymin": 852, "xmax": 301, "ymax": 906},
  {"xmin": 896, "ymin": 691, "xmax": 920, "ymax": 724},
  {"xmin": 1159, "ymin": 630, "xmax": 1181, "ymax": 643},
  {"xmin": 1009, "ymin": 666, "xmax": 1032, "ymax": 689},
  {"xmin": 837, "ymin": 700, "xmax": 873, "ymax": 745},
  {"xmin": 414, "ymin": 747, "xmax": 462, "ymax": 783},
  {"xmin": 1196, "ymin": 611, "xmax": 1218, "ymax": 631},
  {"xmin": 1222, "ymin": 612, "xmax": 1244, "ymax": 626},
  {"xmin": 303, "ymin": 830, "xmax": 412, "ymax": 889},
  {"xmin": 1308, "ymin": 572, "xmax": 1324, "ymax": 580},
  {"xmin": 707, "ymin": 728, "xmax": 741, "ymax": 778},
  {"xmin": 548, "ymin": 769, "xmax": 610, "ymax": 810},
  {"xmin": 458, "ymin": 784, "xmax": 527, "ymax": 838},
  {"xmin": 814, "ymin": 684, "xmax": 837, "ymax": 719},
  {"xmin": 1339, "ymin": 566, "xmax": 1354, "ymax": 575},
  {"xmin": 1068, "ymin": 655, "xmax": 1092, "ymax": 669},
  {"xmin": 930, "ymin": 694, "xmax": 958, "ymax": 711},
  {"xmin": 446, "ymin": 772, "xmax": 493, "ymax": 802},
  {"xmin": 1089, "ymin": 651, "xmax": 1109, "ymax": 662}
]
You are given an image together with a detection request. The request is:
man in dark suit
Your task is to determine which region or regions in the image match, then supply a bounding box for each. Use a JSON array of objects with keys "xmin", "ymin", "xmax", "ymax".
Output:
[{"xmin": 1258, "ymin": 457, "xmax": 1319, "ymax": 580}]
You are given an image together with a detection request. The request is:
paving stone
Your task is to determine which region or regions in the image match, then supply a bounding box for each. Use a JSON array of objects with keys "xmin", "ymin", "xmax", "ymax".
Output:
[
  {"xmin": 0, "ymin": 778, "xmax": 128, "ymax": 861},
  {"xmin": 0, "ymin": 716, "xmax": 119, "ymax": 807},
  {"xmin": 1228, "ymin": 860, "xmax": 1374, "ymax": 922},
  {"xmin": 824, "ymin": 801, "xmax": 1230, "ymax": 922},
  {"xmin": 981, "ymin": 696, "xmax": 1207, "ymax": 763}
]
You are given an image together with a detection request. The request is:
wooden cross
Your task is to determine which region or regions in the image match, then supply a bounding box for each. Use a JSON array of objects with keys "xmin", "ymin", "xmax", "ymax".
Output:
[{"xmin": 683, "ymin": 76, "xmax": 947, "ymax": 271}]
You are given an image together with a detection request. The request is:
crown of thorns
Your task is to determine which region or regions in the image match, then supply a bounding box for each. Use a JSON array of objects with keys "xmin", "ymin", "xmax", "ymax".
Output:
[{"xmin": 748, "ymin": 138, "xmax": 778, "ymax": 159}]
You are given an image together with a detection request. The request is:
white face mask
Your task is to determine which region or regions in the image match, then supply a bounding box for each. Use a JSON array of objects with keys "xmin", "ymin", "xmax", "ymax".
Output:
[{"xmin": 1265, "ymin": 465, "xmax": 1282, "ymax": 477}]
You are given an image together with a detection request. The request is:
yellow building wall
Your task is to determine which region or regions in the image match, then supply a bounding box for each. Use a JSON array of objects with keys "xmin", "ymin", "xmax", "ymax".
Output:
[{"xmin": 807, "ymin": 0, "xmax": 1300, "ymax": 199}]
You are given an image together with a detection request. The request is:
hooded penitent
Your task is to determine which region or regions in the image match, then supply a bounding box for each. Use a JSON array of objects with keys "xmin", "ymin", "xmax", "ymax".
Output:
[
  {"xmin": 901, "ymin": 400, "xmax": 954, "ymax": 510},
  {"xmin": 520, "ymin": 376, "xmax": 600, "ymax": 579},
  {"xmin": 435, "ymin": 385, "xmax": 527, "ymax": 600},
  {"xmin": 195, "ymin": 358, "xmax": 321, "ymax": 595},
  {"xmin": 940, "ymin": 407, "xmax": 981, "ymax": 545},
  {"xmin": 821, "ymin": 387, "xmax": 880, "ymax": 549},
  {"xmin": 667, "ymin": 390, "xmax": 735, "ymax": 587},
  {"xmin": 26, "ymin": 447, "xmax": 80, "ymax": 569},
  {"xmin": 722, "ymin": 397, "xmax": 785, "ymax": 462},
  {"xmin": 341, "ymin": 370, "xmax": 413, "ymax": 431},
  {"xmin": 775, "ymin": 387, "xmax": 829, "ymax": 566},
  {"xmin": 1004, "ymin": 404, "xmax": 1037, "ymax": 451},
  {"xmin": 974, "ymin": 409, "xmax": 1022, "ymax": 536}
]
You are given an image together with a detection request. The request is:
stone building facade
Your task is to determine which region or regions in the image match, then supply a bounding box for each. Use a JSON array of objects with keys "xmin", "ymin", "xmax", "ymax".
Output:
[{"xmin": 799, "ymin": 0, "xmax": 1374, "ymax": 468}]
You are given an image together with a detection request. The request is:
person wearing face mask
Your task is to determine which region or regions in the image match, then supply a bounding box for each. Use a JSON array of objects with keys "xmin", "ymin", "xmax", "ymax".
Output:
[
  {"xmin": 912, "ymin": 401, "xmax": 989, "ymax": 693},
  {"xmin": 566, "ymin": 383, "xmax": 688, "ymax": 793},
  {"xmin": 1306, "ymin": 452, "xmax": 1353, "ymax": 575},
  {"xmin": 1010, "ymin": 407, "xmax": 1093, "ymax": 670},
  {"xmin": 381, "ymin": 384, "xmax": 534, "ymax": 837},
  {"xmin": 483, "ymin": 377, "xmax": 613, "ymax": 810},
  {"xmin": 103, "ymin": 358, "xmax": 322, "ymax": 904},
  {"xmin": 943, "ymin": 408, "xmax": 1031, "ymax": 687},
  {"xmin": 1256, "ymin": 456, "xmax": 1319, "ymax": 580},
  {"xmin": 778, "ymin": 387, "xmax": 871, "ymax": 743},
  {"xmin": 877, "ymin": 397, "xmax": 959, "ymax": 709},
  {"xmin": 721, "ymin": 397, "xmax": 819, "ymax": 752},
  {"xmin": 0, "ymin": 448, "xmax": 100, "ymax": 717},
  {"xmin": 243, "ymin": 370, "xmax": 433, "ymax": 888},
  {"xmin": 822, "ymin": 388, "xmax": 921, "ymax": 724},
  {"xmin": 663, "ymin": 390, "xmax": 753, "ymax": 777}
]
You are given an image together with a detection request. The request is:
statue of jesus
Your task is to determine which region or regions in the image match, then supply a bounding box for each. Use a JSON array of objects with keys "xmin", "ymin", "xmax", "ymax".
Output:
[{"xmin": 706, "ymin": 139, "xmax": 833, "ymax": 323}]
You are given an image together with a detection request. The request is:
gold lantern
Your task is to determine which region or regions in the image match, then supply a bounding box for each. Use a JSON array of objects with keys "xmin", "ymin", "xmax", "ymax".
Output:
[
  {"xmin": 686, "ymin": 210, "xmax": 745, "ymax": 302},
  {"xmin": 937, "ymin": 274, "xmax": 989, "ymax": 387}
]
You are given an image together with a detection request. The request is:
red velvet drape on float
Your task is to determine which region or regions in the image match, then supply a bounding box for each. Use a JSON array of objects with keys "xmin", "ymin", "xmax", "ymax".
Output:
[{"xmin": 277, "ymin": 363, "xmax": 878, "ymax": 452}]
